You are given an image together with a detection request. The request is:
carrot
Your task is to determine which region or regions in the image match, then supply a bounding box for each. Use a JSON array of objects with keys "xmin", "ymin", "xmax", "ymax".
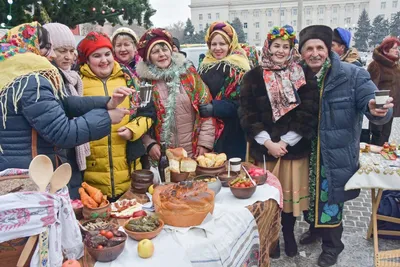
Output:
[
  {"xmin": 81, "ymin": 182, "xmax": 103, "ymax": 204},
  {"xmin": 79, "ymin": 188, "xmax": 98, "ymax": 208}
]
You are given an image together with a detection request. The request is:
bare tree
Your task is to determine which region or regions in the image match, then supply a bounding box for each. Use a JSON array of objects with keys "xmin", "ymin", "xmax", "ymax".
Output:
[{"xmin": 166, "ymin": 21, "xmax": 185, "ymax": 42}]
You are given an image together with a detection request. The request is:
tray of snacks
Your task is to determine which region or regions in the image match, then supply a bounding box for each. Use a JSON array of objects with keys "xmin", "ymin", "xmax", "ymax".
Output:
[{"xmin": 195, "ymin": 153, "xmax": 227, "ymax": 175}]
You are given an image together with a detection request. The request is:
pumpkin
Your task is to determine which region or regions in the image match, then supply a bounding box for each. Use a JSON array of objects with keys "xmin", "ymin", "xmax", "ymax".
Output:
[{"xmin": 62, "ymin": 260, "xmax": 81, "ymax": 267}]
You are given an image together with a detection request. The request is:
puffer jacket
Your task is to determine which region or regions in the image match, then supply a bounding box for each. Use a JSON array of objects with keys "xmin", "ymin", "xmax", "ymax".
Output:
[
  {"xmin": 80, "ymin": 62, "xmax": 152, "ymax": 198},
  {"xmin": 368, "ymin": 48, "xmax": 400, "ymax": 117},
  {"xmin": 319, "ymin": 52, "xmax": 392, "ymax": 204},
  {"xmin": 0, "ymin": 75, "xmax": 111, "ymax": 172}
]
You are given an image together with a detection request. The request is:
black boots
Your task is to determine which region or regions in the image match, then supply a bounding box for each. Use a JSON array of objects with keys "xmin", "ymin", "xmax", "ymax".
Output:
[
  {"xmin": 299, "ymin": 230, "xmax": 319, "ymax": 245},
  {"xmin": 270, "ymin": 242, "xmax": 280, "ymax": 259},
  {"xmin": 281, "ymin": 212, "xmax": 298, "ymax": 257},
  {"xmin": 318, "ymin": 251, "xmax": 339, "ymax": 267}
]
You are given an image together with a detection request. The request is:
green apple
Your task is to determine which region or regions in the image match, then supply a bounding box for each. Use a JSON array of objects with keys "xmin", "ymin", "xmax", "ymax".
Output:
[{"xmin": 137, "ymin": 238, "xmax": 154, "ymax": 258}]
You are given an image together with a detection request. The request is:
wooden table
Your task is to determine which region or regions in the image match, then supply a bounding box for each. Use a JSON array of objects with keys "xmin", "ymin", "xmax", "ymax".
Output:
[{"xmin": 345, "ymin": 152, "xmax": 400, "ymax": 267}]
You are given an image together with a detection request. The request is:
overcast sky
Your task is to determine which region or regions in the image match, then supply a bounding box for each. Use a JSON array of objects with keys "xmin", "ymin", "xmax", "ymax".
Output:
[{"xmin": 149, "ymin": 0, "xmax": 191, "ymax": 27}]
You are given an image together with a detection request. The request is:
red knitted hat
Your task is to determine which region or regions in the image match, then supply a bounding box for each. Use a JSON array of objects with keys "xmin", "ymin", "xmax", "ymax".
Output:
[
  {"xmin": 137, "ymin": 28, "xmax": 173, "ymax": 62},
  {"xmin": 77, "ymin": 31, "xmax": 113, "ymax": 64}
]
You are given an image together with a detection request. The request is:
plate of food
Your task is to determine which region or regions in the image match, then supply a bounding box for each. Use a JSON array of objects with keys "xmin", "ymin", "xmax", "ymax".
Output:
[
  {"xmin": 195, "ymin": 153, "xmax": 227, "ymax": 175},
  {"xmin": 110, "ymin": 199, "xmax": 143, "ymax": 219}
]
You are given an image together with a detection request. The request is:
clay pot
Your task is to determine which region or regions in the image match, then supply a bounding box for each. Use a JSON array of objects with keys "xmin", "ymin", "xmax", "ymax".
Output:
[
  {"xmin": 170, "ymin": 172, "xmax": 190, "ymax": 183},
  {"xmin": 229, "ymin": 184, "xmax": 256, "ymax": 199},
  {"xmin": 252, "ymin": 173, "xmax": 267, "ymax": 185},
  {"xmin": 85, "ymin": 231, "xmax": 127, "ymax": 262},
  {"xmin": 131, "ymin": 170, "xmax": 153, "ymax": 194},
  {"xmin": 195, "ymin": 164, "xmax": 226, "ymax": 176},
  {"xmin": 82, "ymin": 201, "xmax": 111, "ymax": 220},
  {"xmin": 124, "ymin": 218, "xmax": 164, "ymax": 241},
  {"xmin": 217, "ymin": 171, "xmax": 239, "ymax": 187}
]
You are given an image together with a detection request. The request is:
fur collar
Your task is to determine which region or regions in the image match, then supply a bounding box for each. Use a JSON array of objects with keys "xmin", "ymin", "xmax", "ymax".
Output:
[
  {"xmin": 136, "ymin": 52, "xmax": 191, "ymax": 80},
  {"xmin": 372, "ymin": 48, "xmax": 398, "ymax": 68}
]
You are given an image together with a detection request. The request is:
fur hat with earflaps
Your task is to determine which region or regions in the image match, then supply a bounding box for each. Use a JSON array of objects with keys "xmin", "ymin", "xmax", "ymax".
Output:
[{"xmin": 299, "ymin": 25, "xmax": 333, "ymax": 53}]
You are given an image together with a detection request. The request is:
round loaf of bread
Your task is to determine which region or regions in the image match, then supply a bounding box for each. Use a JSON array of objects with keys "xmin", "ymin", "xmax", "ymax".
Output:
[{"xmin": 152, "ymin": 181, "xmax": 215, "ymax": 227}]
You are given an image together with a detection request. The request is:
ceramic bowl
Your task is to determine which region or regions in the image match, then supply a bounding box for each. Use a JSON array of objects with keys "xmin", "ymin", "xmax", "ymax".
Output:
[
  {"xmin": 252, "ymin": 173, "xmax": 268, "ymax": 185},
  {"xmin": 123, "ymin": 218, "xmax": 164, "ymax": 241},
  {"xmin": 194, "ymin": 175, "xmax": 222, "ymax": 195},
  {"xmin": 229, "ymin": 184, "xmax": 257, "ymax": 199},
  {"xmin": 85, "ymin": 231, "xmax": 127, "ymax": 262},
  {"xmin": 78, "ymin": 218, "xmax": 118, "ymax": 236},
  {"xmin": 82, "ymin": 200, "xmax": 111, "ymax": 220},
  {"xmin": 195, "ymin": 164, "xmax": 226, "ymax": 176},
  {"xmin": 170, "ymin": 171, "xmax": 190, "ymax": 183},
  {"xmin": 217, "ymin": 171, "xmax": 239, "ymax": 187},
  {"xmin": 131, "ymin": 170, "xmax": 154, "ymax": 194}
]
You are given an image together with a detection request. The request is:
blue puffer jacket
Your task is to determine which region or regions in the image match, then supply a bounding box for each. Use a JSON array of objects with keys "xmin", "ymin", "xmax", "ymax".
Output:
[
  {"xmin": 321, "ymin": 53, "xmax": 392, "ymax": 204},
  {"xmin": 0, "ymin": 75, "xmax": 111, "ymax": 172}
]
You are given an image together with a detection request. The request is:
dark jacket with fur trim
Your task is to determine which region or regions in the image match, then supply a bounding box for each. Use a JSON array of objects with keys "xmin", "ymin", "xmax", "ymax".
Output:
[
  {"xmin": 368, "ymin": 48, "xmax": 400, "ymax": 117},
  {"xmin": 238, "ymin": 66, "xmax": 320, "ymax": 163}
]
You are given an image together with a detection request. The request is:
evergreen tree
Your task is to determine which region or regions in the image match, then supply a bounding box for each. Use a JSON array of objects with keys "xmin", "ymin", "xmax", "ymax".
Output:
[
  {"xmin": 370, "ymin": 15, "xmax": 390, "ymax": 47},
  {"xmin": 183, "ymin": 18, "xmax": 195, "ymax": 44},
  {"xmin": 230, "ymin": 17, "xmax": 246, "ymax": 43},
  {"xmin": 0, "ymin": 0, "xmax": 156, "ymax": 29},
  {"xmin": 354, "ymin": 9, "xmax": 371, "ymax": 52},
  {"xmin": 390, "ymin": 11, "xmax": 400, "ymax": 37}
]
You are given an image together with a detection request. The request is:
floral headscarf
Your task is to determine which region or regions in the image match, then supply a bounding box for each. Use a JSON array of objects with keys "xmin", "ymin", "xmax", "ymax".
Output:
[
  {"xmin": 261, "ymin": 25, "xmax": 306, "ymax": 122},
  {"xmin": 200, "ymin": 21, "xmax": 250, "ymax": 72},
  {"xmin": 0, "ymin": 22, "xmax": 64, "ymax": 128}
]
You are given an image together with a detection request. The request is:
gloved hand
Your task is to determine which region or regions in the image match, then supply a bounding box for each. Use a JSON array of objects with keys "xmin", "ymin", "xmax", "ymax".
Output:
[{"xmin": 199, "ymin": 103, "xmax": 214, "ymax": 117}]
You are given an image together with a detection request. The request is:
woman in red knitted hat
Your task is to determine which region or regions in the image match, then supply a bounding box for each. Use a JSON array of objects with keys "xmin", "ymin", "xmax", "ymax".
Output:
[
  {"xmin": 136, "ymin": 28, "xmax": 215, "ymax": 161},
  {"xmin": 368, "ymin": 36, "xmax": 400, "ymax": 145},
  {"xmin": 77, "ymin": 31, "xmax": 156, "ymax": 201}
]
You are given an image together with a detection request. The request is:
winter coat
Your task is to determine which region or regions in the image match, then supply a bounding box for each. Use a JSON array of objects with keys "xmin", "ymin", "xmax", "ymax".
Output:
[
  {"xmin": 368, "ymin": 48, "xmax": 400, "ymax": 117},
  {"xmin": 239, "ymin": 66, "xmax": 320, "ymax": 163},
  {"xmin": 319, "ymin": 52, "xmax": 392, "ymax": 204},
  {"xmin": 341, "ymin": 47, "xmax": 363, "ymax": 67},
  {"xmin": 0, "ymin": 75, "xmax": 111, "ymax": 180},
  {"xmin": 80, "ymin": 62, "xmax": 152, "ymax": 198},
  {"xmin": 200, "ymin": 64, "xmax": 247, "ymax": 160}
]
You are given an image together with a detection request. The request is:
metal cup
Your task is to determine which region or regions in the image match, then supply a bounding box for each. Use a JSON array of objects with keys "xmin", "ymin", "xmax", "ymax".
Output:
[{"xmin": 139, "ymin": 83, "xmax": 154, "ymax": 107}]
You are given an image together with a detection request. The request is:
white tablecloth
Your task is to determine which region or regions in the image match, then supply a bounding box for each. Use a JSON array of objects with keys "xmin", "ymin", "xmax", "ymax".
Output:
[{"xmin": 95, "ymin": 184, "xmax": 281, "ymax": 267}]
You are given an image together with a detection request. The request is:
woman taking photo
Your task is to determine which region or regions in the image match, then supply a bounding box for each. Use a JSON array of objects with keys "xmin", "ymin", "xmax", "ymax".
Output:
[
  {"xmin": 136, "ymin": 28, "xmax": 215, "ymax": 160},
  {"xmin": 0, "ymin": 22, "xmax": 130, "ymax": 191},
  {"xmin": 198, "ymin": 22, "xmax": 250, "ymax": 160},
  {"xmin": 78, "ymin": 31, "xmax": 154, "ymax": 201},
  {"xmin": 239, "ymin": 25, "xmax": 319, "ymax": 258}
]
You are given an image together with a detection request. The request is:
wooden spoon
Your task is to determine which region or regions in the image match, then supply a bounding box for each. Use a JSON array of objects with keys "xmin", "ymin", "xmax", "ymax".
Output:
[
  {"xmin": 29, "ymin": 155, "xmax": 53, "ymax": 192},
  {"xmin": 49, "ymin": 163, "xmax": 72, "ymax": 194}
]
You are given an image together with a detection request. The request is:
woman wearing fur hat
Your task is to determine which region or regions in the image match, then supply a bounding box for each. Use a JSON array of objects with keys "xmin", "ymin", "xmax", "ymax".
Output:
[
  {"xmin": 111, "ymin": 27, "xmax": 141, "ymax": 77},
  {"xmin": 368, "ymin": 36, "xmax": 400, "ymax": 146},
  {"xmin": 239, "ymin": 25, "xmax": 319, "ymax": 258},
  {"xmin": 198, "ymin": 22, "xmax": 250, "ymax": 160},
  {"xmin": 136, "ymin": 28, "xmax": 215, "ymax": 160},
  {"xmin": 0, "ymin": 22, "xmax": 131, "ymax": 197},
  {"xmin": 78, "ymin": 31, "xmax": 155, "ymax": 200}
]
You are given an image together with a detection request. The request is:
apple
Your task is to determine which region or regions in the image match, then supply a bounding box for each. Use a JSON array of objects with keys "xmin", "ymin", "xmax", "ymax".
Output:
[{"xmin": 137, "ymin": 239, "xmax": 154, "ymax": 259}]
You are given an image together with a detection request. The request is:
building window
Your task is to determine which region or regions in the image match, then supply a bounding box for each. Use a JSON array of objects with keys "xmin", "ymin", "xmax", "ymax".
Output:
[
  {"xmin": 208, "ymin": 13, "xmax": 211, "ymax": 19},
  {"xmin": 306, "ymin": 19, "xmax": 312, "ymax": 25},
  {"xmin": 199, "ymin": 14, "xmax": 203, "ymax": 20},
  {"xmin": 333, "ymin": 17, "xmax": 338, "ymax": 24},
  {"xmin": 333, "ymin": 6, "xmax": 338, "ymax": 13},
  {"xmin": 216, "ymin": 13, "xmax": 220, "ymax": 19},
  {"xmin": 393, "ymin": 1, "xmax": 398, "ymax": 8},
  {"xmin": 254, "ymin": 10, "xmax": 260, "ymax": 17},
  {"xmin": 305, "ymin": 7, "xmax": 311, "ymax": 15},
  {"xmin": 255, "ymin": 32, "xmax": 260, "ymax": 40},
  {"xmin": 292, "ymin": 8, "xmax": 297, "ymax": 16},
  {"xmin": 243, "ymin": 22, "xmax": 248, "ymax": 29},
  {"xmin": 318, "ymin": 7, "xmax": 324, "ymax": 15},
  {"xmin": 268, "ymin": 21, "xmax": 273, "ymax": 27},
  {"xmin": 280, "ymin": 9, "xmax": 285, "ymax": 16},
  {"xmin": 244, "ymin": 33, "xmax": 248, "ymax": 40},
  {"xmin": 199, "ymin": 24, "xmax": 203, "ymax": 30},
  {"xmin": 266, "ymin": 9, "xmax": 272, "ymax": 16},
  {"xmin": 242, "ymin": 10, "xmax": 248, "ymax": 18},
  {"xmin": 255, "ymin": 22, "xmax": 260, "ymax": 28},
  {"xmin": 344, "ymin": 17, "xmax": 351, "ymax": 24},
  {"xmin": 319, "ymin": 18, "xmax": 324, "ymax": 24},
  {"xmin": 292, "ymin": 20, "xmax": 297, "ymax": 26},
  {"xmin": 381, "ymin": 2, "xmax": 386, "ymax": 9}
]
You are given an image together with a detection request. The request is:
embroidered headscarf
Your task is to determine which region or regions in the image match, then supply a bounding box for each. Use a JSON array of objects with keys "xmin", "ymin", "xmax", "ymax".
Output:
[
  {"xmin": 0, "ymin": 22, "xmax": 64, "ymax": 129},
  {"xmin": 200, "ymin": 21, "xmax": 250, "ymax": 72},
  {"xmin": 77, "ymin": 32, "xmax": 113, "ymax": 65},
  {"xmin": 261, "ymin": 25, "xmax": 306, "ymax": 122},
  {"xmin": 137, "ymin": 28, "xmax": 173, "ymax": 62}
]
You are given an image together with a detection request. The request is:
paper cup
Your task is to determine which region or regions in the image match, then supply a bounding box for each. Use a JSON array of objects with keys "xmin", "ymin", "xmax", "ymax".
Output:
[
  {"xmin": 229, "ymin": 158, "xmax": 242, "ymax": 172},
  {"xmin": 375, "ymin": 90, "xmax": 390, "ymax": 108}
]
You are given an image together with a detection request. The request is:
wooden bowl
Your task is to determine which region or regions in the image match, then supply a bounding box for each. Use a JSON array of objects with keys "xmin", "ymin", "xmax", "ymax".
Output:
[
  {"xmin": 85, "ymin": 231, "xmax": 127, "ymax": 262},
  {"xmin": 217, "ymin": 171, "xmax": 239, "ymax": 187},
  {"xmin": 252, "ymin": 173, "xmax": 267, "ymax": 185},
  {"xmin": 123, "ymin": 218, "xmax": 164, "ymax": 241},
  {"xmin": 194, "ymin": 175, "xmax": 222, "ymax": 195},
  {"xmin": 229, "ymin": 184, "xmax": 257, "ymax": 199},
  {"xmin": 170, "ymin": 172, "xmax": 190, "ymax": 183},
  {"xmin": 131, "ymin": 170, "xmax": 153, "ymax": 194},
  {"xmin": 82, "ymin": 201, "xmax": 111, "ymax": 220},
  {"xmin": 195, "ymin": 164, "xmax": 226, "ymax": 176}
]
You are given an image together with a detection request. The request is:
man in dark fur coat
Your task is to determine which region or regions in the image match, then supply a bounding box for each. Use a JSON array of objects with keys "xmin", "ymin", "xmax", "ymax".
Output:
[{"xmin": 298, "ymin": 25, "xmax": 394, "ymax": 267}]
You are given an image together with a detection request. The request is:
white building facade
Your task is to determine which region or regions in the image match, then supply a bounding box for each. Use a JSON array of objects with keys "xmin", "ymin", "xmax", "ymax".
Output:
[
  {"xmin": 190, "ymin": 0, "xmax": 371, "ymax": 46},
  {"xmin": 368, "ymin": 0, "xmax": 400, "ymax": 22}
]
